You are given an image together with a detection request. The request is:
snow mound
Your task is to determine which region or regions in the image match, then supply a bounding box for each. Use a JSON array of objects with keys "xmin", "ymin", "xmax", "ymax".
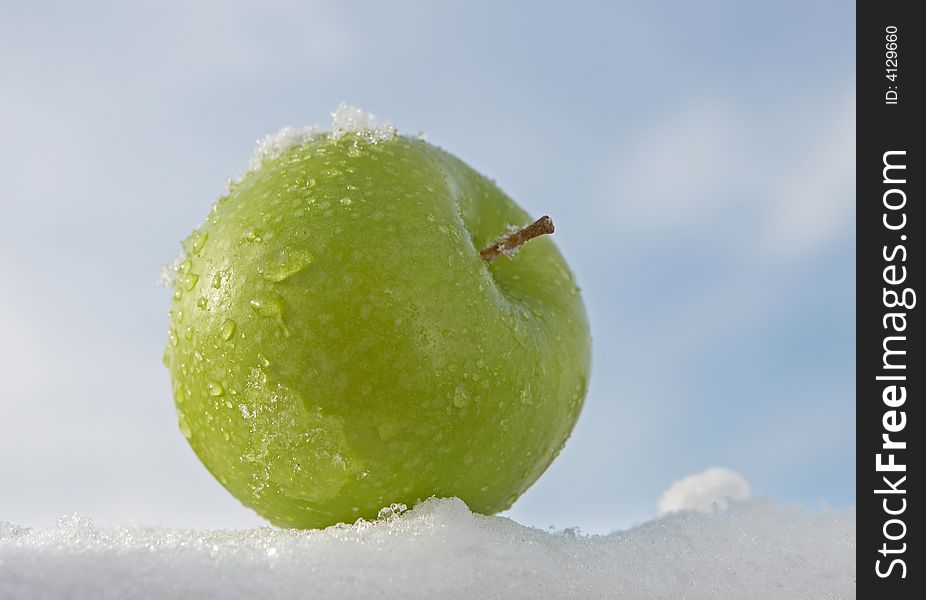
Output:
[
  {"xmin": 1, "ymin": 497, "xmax": 854, "ymax": 600},
  {"xmin": 246, "ymin": 124, "xmax": 320, "ymax": 173},
  {"xmin": 328, "ymin": 102, "xmax": 396, "ymax": 142},
  {"xmin": 246, "ymin": 104, "xmax": 396, "ymax": 174},
  {"xmin": 156, "ymin": 253, "xmax": 184, "ymax": 288},
  {"xmin": 658, "ymin": 467, "xmax": 752, "ymax": 515}
]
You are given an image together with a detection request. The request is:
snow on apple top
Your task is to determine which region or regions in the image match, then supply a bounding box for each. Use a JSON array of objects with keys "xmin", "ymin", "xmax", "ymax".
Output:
[
  {"xmin": 246, "ymin": 103, "xmax": 398, "ymax": 174},
  {"xmin": 159, "ymin": 105, "xmax": 397, "ymax": 288}
]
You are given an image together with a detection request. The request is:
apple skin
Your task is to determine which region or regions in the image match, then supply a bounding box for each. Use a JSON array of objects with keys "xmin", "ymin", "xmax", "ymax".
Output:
[{"xmin": 164, "ymin": 132, "xmax": 590, "ymax": 528}]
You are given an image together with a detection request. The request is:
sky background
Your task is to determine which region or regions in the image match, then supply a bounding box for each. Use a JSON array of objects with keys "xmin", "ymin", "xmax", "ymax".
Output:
[{"xmin": 0, "ymin": 0, "xmax": 855, "ymax": 533}]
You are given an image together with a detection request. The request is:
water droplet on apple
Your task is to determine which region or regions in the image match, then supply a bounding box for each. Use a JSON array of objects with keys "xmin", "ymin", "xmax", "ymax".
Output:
[
  {"xmin": 208, "ymin": 382, "xmax": 225, "ymax": 396},
  {"xmin": 242, "ymin": 229, "xmax": 263, "ymax": 243},
  {"xmin": 189, "ymin": 231, "xmax": 208, "ymax": 254},
  {"xmin": 249, "ymin": 294, "xmax": 291, "ymax": 337},
  {"xmin": 250, "ymin": 297, "xmax": 276, "ymax": 317},
  {"xmin": 179, "ymin": 272, "xmax": 199, "ymax": 291},
  {"xmin": 339, "ymin": 196, "xmax": 351, "ymax": 206},
  {"xmin": 452, "ymin": 387, "xmax": 469, "ymax": 408},
  {"xmin": 184, "ymin": 325, "xmax": 194, "ymax": 341},
  {"xmin": 260, "ymin": 249, "xmax": 313, "ymax": 282},
  {"xmin": 220, "ymin": 319, "xmax": 237, "ymax": 341},
  {"xmin": 178, "ymin": 414, "xmax": 192, "ymax": 439}
]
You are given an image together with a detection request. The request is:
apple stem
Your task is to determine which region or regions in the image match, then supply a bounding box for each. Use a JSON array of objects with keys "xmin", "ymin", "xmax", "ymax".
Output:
[{"xmin": 480, "ymin": 215, "xmax": 555, "ymax": 263}]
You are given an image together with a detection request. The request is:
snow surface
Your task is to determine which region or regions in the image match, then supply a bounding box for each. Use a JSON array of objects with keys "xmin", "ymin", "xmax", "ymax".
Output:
[
  {"xmin": 1, "ymin": 497, "xmax": 854, "ymax": 599},
  {"xmin": 658, "ymin": 467, "xmax": 752, "ymax": 515}
]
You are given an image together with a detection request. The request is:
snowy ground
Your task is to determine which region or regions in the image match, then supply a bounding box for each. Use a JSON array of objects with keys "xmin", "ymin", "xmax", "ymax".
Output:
[{"xmin": 1, "ymin": 497, "xmax": 855, "ymax": 599}]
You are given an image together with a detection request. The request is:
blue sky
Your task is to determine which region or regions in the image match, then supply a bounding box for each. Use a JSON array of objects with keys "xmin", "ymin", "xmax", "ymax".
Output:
[{"xmin": 0, "ymin": 0, "xmax": 855, "ymax": 532}]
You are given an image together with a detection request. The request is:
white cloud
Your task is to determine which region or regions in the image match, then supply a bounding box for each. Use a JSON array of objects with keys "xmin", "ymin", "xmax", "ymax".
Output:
[
  {"xmin": 601, "ymin": 98, "xmax": 746, "ymax": 232},
  {"xmin": 758, "ymin": 93, "xmax": 856, "ymax": 259},
  {"xmin": 657, "ymin": 467, "xmax": 751, "ymax": 515},
  {"xmin": 602, "ymin": 88, "xmax": 855, "ymax": 263},
  {"xmin": 594, "ymin": 87, "xmax": 856, "ymax": 367}
]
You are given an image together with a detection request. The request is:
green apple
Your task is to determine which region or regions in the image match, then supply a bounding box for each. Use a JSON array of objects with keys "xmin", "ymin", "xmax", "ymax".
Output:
[{"xmin": 164, "ymin": 112, "xmax": 591, "ymax": 528}]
